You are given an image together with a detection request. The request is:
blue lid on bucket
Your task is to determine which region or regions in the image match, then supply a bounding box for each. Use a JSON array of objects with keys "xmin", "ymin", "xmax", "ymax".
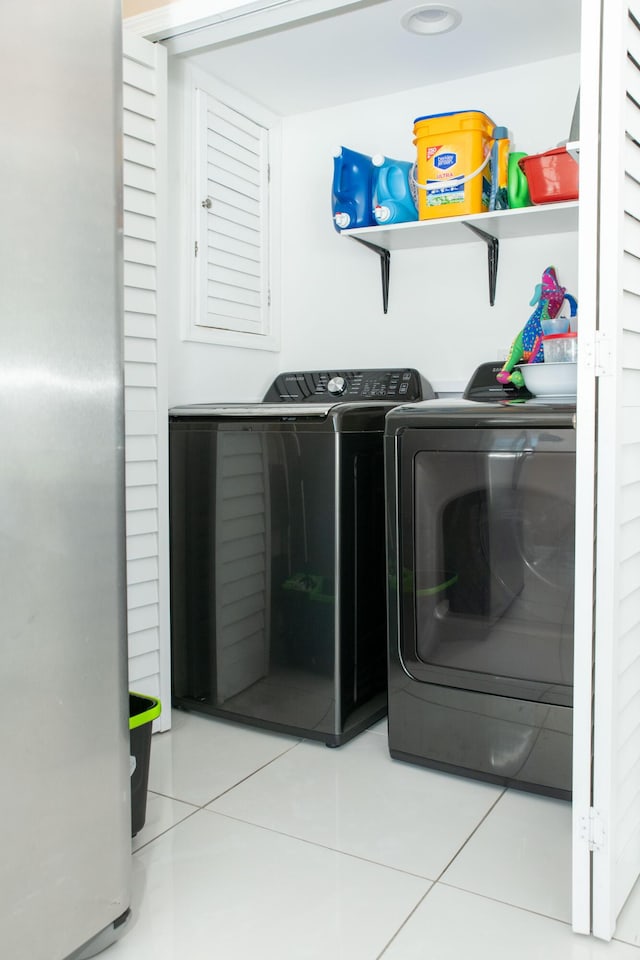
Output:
[{"xmin": 413, "ymin": 109, "xmax": 491, "ymax": 123}]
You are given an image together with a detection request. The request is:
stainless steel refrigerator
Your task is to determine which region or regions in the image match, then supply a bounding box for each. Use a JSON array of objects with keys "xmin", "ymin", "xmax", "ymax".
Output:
[{"xmin": 0, "ymin": 2, "xmax": 132, "ymax": 958}]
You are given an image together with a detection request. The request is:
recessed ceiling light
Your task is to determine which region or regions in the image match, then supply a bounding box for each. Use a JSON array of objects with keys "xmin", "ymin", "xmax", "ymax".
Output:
[{"xmin": 401, "ymin": 4, "xmax": 462, "ymax": 35}]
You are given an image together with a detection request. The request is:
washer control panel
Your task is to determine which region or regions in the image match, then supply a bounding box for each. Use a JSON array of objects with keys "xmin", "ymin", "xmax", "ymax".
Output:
[
  {"xmin": 327, "ymin": 376, "xmax": 346, "ymax": 395},
  {"xmin": 263, "ymin": 369, "xmax": 427, "ymax": 403}
]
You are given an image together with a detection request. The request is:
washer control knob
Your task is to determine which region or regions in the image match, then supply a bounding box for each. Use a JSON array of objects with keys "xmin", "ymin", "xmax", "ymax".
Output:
[{"xmin": 327, "ymin": 376, "xmax": 346, "ymax": 395}]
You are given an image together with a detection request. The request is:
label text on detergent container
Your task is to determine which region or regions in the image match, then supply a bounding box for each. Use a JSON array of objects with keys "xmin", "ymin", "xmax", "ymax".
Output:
[
  {"xmin": 428, "ymin": 148, "xmax": 463, "ymax": 207},
  {"xmin": 433, "ymin": 152, "xmax": 457, "ymax": 172}
]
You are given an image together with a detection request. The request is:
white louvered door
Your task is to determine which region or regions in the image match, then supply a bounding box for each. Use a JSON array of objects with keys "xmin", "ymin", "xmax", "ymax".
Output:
[
  {"xmin": 186, "ymin": 68, "xmax": 281, "ymax": 351},
  {"xmin": 123, "ymin": 32, "xmax": 170, "ymax": 729},
  {"xmin": 589, "ymin": 0, "xmax": 640, "ymax": 938}
]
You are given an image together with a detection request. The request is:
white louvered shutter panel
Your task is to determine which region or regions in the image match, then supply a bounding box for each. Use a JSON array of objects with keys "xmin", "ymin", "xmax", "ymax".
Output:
[
  {"xmin": 188, "ymin": 74, "xmax": 280, "ymax": 351},
  {"xmin": 123, "ymin": 33, "xmax": 170, "ymax": 728},
  {"xmin": 591, "ymin": 0, "xmax": 640, "ymax": 939},
  {"xmin": 197, "ymin": 90, "xmax": 268, "ymax": 335},
  {"xmin": 214, "ymin": 432, "xmax": 270, "ymax": 702}
]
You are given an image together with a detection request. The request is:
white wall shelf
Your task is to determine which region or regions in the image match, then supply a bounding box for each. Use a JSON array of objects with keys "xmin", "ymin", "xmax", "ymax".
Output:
[{"xmin": 344, "ymin": 200, "xmax": 579, "ymax": 312}]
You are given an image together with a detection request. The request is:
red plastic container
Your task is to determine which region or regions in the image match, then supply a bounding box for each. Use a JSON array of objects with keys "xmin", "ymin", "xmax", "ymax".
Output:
[
  {"xmin": 518, "ymin": 147, "xmax": 579, "ymax": 204},
  {"xmin": 542, "ymin": 332, "xmax": 578, "ymax": 363}
]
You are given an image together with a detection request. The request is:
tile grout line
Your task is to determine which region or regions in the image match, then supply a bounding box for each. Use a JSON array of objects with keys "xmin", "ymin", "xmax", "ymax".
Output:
[
  {"xmin": 196, "ymin": 739, "xmax": 303, "ymax": 807},
  {"xmin": 148, "ymin": 723, "xmax": 580, "ymax": 950},
  {"xmin": 201, "ymin": 807, "xmax": 437, "ymax": 882},
  {"xmin": 148, "ymin": 738, "xmax": 507, "ymax": 882},
  {"xmin": 135, "ymin": 739, "xmax": 304, "ymax": 852},
  {"xmin": 136, "ymin": 732, "xmax": 595, "ymax": 953},
  {"xmin": 436, "ymin": 879, "xmax": 575, "ymax": 928},
  {"xmin": 431, "ymin": 785, "xmax": 508, "ymax": 884},
  {"xmin": 145, "ymin": 789, "xmax": 198, "ymax": 807},
  {"xmin": 132, "ymin": 805, "xmax": 202, "ymax": 854},
  {"xmin": 193, "ymin": 725, "xmax": 385, "ymax": 810},
  {"xmin": 375, "ymin": 883, "xmax": 437, "ymax": 960},
  {"xmin": 375, "ymin": 786, "xmax": 509, "ymax": 957},
  {"xmin": 376, "ymin": 880, "xmax": 580, "ymax": 960},
  {"xmin": 149, "ymin": 736, "xmax": 303, "ymax": 810}
]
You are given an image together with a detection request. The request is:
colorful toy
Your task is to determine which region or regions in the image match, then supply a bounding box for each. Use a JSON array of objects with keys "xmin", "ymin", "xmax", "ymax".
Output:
[{"xmin": 497, "ymin": 266, "xmax": 575, "ymax": 389}]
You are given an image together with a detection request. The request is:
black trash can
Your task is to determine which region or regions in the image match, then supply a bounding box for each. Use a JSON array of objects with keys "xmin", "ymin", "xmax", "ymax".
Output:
[{"xmin": 129, "ymin": 692, "xmax": 161, "ymax": 837}]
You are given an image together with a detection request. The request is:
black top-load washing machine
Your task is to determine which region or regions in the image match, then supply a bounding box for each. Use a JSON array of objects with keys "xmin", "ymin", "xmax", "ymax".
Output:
[
  {"xmin": 385, "ymin": 362, "xmax": 576, "ymax": 798},
  {"xmin": 169, "ymin": 368, "xmax": 432, "ymax": 746}
]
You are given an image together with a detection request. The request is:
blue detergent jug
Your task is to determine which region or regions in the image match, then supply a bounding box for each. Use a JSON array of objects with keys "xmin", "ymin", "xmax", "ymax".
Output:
[
  {"xmin": 331, "ymin": 146, "xmax": 375, "ymax": 232},
  {"xmin": 371, "ymin": 154, "xmax": 418, "ymax": 225}
]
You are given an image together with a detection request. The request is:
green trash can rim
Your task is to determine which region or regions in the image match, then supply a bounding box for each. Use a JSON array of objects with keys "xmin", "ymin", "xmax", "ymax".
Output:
[{"xmin": 129, "ymin": 692, "xmax": 162, "ymax": 731}]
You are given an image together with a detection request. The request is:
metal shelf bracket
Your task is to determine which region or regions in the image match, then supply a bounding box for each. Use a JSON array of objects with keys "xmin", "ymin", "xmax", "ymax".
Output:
[
  {"xmin": 350, "ymin": 236, "xmax": 391, "ymax": 314},
  {"xmin": 350, "ymin": 220, "xmax": 499, "ymax": 312},
  {"xmin": 463, "ymin": 222, "xmax": 499, "ymax": 306}
]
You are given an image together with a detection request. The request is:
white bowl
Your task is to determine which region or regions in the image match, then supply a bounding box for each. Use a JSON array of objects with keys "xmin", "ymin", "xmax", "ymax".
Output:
[{"xmin": 516, "ymin": 361, "xmax": 577, "ymax": 397}]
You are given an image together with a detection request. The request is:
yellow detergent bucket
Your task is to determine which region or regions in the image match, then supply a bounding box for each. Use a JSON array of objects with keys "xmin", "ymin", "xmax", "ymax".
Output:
[{"xmin": 412, "ymin": 110, "xmax": 496, "ymax": 220}]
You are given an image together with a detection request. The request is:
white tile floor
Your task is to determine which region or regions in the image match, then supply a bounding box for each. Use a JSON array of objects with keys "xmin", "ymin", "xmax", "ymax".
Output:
[{"xmin": 106, "ymin": 710, "xmax": 640, "ymax": 959}]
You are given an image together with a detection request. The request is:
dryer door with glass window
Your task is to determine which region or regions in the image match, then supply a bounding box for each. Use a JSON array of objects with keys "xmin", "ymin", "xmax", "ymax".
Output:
[{"xmin": 397, "ymin": 426, "xmax": 576, "ymax": 707}]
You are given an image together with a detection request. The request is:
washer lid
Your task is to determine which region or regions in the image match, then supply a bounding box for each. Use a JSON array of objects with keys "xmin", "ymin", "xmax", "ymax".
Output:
[{"xmin": 169, "ymin": 403, "xmax": 332, "ymax": 418}]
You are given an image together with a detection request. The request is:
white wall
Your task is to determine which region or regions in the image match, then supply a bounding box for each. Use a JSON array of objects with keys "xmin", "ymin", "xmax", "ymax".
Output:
[
  {"xmin": 279, "ymin": 53, "xmax": 580, "ymax": 390},
  {"xmin": 167, "ymin": 51, "xmax": 580, "ymax": 399}
]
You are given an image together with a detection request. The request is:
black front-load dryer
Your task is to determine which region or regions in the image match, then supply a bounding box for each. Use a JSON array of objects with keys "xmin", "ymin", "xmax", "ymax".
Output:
[
  {"xmin": 169, "ymin": 368, "xmax": 432, "ymax": 746},
  {"xmin": 385, "ymin": 362, "xmax": 576, "ymax": 798}
]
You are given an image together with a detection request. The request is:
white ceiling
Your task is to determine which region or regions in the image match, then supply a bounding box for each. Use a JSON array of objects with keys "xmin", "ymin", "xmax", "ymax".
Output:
[{"xmin": 186, "ymin": 0, "xmax": 581, "ymax": 116}]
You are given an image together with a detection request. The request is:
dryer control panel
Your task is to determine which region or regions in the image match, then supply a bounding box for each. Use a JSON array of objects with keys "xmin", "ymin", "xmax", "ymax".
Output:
[{"xmin": 263, "ymin": 368, "xmax": 429, "ymax": 403}]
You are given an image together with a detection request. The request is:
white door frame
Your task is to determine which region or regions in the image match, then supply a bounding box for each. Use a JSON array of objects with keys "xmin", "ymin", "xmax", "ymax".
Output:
[
  {"xmin": 570, "ymin": 0, "xmax": 602, "ymax": 936},
  {"xmin": 123, "ymin": 0, "xmax": 382, "ymax": 51}
]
